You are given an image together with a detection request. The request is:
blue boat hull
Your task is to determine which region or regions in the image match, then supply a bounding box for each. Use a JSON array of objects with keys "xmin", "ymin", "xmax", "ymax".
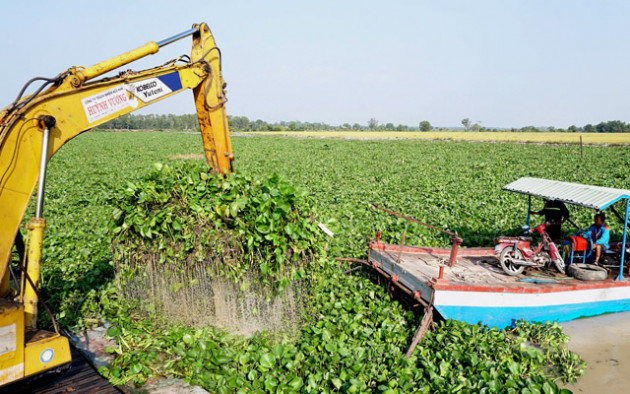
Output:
[{"xmin": 437, "ymin": 297, "xmax": 630, "ymax": 328}]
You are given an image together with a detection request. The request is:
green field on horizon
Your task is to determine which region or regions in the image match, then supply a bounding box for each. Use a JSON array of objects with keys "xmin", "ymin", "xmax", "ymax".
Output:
[{"xmin": 243, "ymin": 130, "xmax": 630, "ymax": 144}]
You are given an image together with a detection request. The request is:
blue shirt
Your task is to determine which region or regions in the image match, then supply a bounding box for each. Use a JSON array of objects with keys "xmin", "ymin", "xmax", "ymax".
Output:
[{"xmin": 588, "ymin": 224, "xmax": 610, "ymax": 249}]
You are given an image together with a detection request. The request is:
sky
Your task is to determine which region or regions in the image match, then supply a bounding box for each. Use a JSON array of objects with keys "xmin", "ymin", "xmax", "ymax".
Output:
[{"xmin": 1, "ymin": 1, "xmax": 629, "ymax": 128}]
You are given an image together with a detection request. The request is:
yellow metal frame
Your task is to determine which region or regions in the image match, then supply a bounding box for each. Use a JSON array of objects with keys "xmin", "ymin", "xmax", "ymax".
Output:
[
  {"xmin": 24, "ymin": 333, "xmax": 70, "ymax": 378},
  {"xmin": 23, "ymin": 218, "xmax": 45, "ymax": 328},
  {"xmin": 0, "ymin": 22, "xmax": 233, "ymax": 386},
  {"xmin": 0, "ymin": 300, "xmax": 24, "ymax": 385}
]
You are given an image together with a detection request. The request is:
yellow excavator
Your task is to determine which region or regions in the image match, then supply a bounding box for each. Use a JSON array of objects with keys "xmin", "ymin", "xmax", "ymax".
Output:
[{"xmin": 0, "ymin": 23, "xmax": 233, "ymax": 386}]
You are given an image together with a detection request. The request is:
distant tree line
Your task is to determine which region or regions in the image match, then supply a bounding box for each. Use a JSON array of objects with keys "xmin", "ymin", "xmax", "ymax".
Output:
[
  {"xmin": 98, "ymin": 114, "xmax": 630, "ymax": 133},
  {"xmin": 99, "ymin": 114, "xmax": 341, "ymax": 131},
  {"xmin": 99, "ymin": 114, "xmax": 420, "ymax": 131},
  {"xmin": 500, "ymin": 121, "xmax": 630, "ymax": 133},
  {"xmin": 566, "ymin": 120, "xmax": 630, "ymax": 133},
  {"xmin": 229, "ymin": 116, "xmax": 340, "ymax": 131},
  {"xmin": 460, "ymin": 118, "xmax": 630, "ymax": 133},
  {"xmin": 231, "ymin": 117, "xmax": 431, "ymax": 131},
  {"xmin": 100, "ymin": 114, "xmax": 201, "ymax": 130}
]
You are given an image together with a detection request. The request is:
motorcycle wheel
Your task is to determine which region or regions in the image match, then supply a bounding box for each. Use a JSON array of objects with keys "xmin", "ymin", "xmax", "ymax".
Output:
[
  {"xmin": 500, "ymin": 246, "xmax": 525, "ymax": 276},
  {"xmin": 553, "ymin": 256, "xmax": 566, "ymax": 275}
]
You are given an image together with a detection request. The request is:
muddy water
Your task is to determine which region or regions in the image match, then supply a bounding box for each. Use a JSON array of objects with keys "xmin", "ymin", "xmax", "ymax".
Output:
[{"xmin": 562, "ymin": 311, "xmax": 630, "ymax": 393}]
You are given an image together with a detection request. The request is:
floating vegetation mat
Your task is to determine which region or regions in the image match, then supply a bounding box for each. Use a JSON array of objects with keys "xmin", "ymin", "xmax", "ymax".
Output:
[{"xmin": 98, "ymin": 156, "xmax": 586, "ymax": 391}]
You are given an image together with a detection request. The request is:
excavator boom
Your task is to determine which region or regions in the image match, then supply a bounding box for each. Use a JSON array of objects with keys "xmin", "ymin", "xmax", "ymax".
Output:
[{"xmin": 0, "ymin": 22, "xmax": 233, "ymax": 385}]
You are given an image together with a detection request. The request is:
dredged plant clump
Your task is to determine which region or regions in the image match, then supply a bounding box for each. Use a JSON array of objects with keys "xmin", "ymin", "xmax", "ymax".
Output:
[{"xmin": 109, "ymin": 163, "xmax": 323, "ymax": 334}]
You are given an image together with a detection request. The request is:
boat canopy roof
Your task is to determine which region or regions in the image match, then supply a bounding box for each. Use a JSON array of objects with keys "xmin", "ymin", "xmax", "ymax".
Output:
[{"xmin": 503, "ymin": 177, "xmax": 630, "ymax": 210}]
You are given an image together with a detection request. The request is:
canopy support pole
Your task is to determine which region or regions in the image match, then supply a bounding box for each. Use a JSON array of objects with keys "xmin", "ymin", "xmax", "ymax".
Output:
[
  {"xmin": 525, "ymin": 195, "xmax": 532, "ymax": 229},
  {"xmin": 617, "ymin": 198, "xmax": 629, "ymax": 281},
  {"xmin": 609, "ymin": 205, "xmax": 625, "ymax": 225}
]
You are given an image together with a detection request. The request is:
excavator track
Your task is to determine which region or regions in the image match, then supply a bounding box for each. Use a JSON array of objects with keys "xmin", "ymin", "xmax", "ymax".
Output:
[{"xmin": 4, "ymin": 344, "xmax": 120, "ymax": 394}]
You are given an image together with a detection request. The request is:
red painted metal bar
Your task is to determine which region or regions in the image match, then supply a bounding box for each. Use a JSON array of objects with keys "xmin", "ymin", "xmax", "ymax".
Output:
[
  {"xmin": 448, "ymin": 235, "xmax": 463, "ymax": 268},
  {"xmin": 370, "ymin": 242, "xmax": 494, "ymax": 256},
  {"xmin": 335, "ymin": 258, "xmax": 368, "ymax": 264},
  {"xmin": 405, "ymin": 306, "xmax": 433, "ymax": 358},
  {"xmin": 334, "ymin": 257, "xmax": 370, "ymax": 275},
  {"xmin": 371, "ymin": 203, "xmax": 463, "ymax": 268},
  {"xmin": 371, "ymin": 203, "xmax": 458, "ymax": 237},
  {"xmin": 396, "ymin": 222, "xmax": 408, "ymax": 265},
  {"xmin": 371, "ymin": 264, "xmax": 429, "ymax": 308}
]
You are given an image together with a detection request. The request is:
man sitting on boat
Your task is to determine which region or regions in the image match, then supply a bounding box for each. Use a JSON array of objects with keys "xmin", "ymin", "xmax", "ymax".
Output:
[
  {"xmin": 588, "ymin": 212, "xmax": 610, "ymax": 265},
  {"xmin": 531, "ymin": 199, "xmax": 570, "ymax": 243}
]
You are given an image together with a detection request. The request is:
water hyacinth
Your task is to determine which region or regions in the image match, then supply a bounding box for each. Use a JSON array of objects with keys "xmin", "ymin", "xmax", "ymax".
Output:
[{"xmin": 34, "ymin": 133, "xmax": 598, "ymax": 391}]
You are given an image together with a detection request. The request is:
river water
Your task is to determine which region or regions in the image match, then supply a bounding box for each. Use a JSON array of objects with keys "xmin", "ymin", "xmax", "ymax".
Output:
[{"xmin": 562, "ymin": 311, "xmax": 630, "ymax": 393}]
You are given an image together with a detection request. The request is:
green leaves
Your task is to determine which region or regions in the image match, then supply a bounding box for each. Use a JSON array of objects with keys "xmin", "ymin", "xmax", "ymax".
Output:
[
  {"xmin": 130, "ymin": 363, "xmax": 143, "ymax": 374},
  {"xmin": 38, "ymin": 132, "xmax": 600, "ymax": 392},
  {"xmin": 110, "ymin": 164, "xmax": 322, "ymax": 291},
  {"xmin": 258, "ymin": 352, "xmax": 275, "ymax": 371}
]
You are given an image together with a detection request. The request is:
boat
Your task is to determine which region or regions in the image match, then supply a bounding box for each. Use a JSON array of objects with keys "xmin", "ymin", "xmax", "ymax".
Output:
[{"xmin": 366, "ymin": 178, "xmax": 630, "ymax": 328}]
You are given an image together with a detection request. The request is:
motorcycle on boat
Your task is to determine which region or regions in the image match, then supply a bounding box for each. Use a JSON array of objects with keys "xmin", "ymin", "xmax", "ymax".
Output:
[{"xmin": 494, "ymin": 222, "xmax": 565, "ymax": 276}]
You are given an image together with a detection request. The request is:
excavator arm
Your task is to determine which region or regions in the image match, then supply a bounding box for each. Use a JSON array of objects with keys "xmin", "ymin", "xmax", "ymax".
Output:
[{"xmin": 0, "ymin": 23, "xmax": 233, "ymax": 384}]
